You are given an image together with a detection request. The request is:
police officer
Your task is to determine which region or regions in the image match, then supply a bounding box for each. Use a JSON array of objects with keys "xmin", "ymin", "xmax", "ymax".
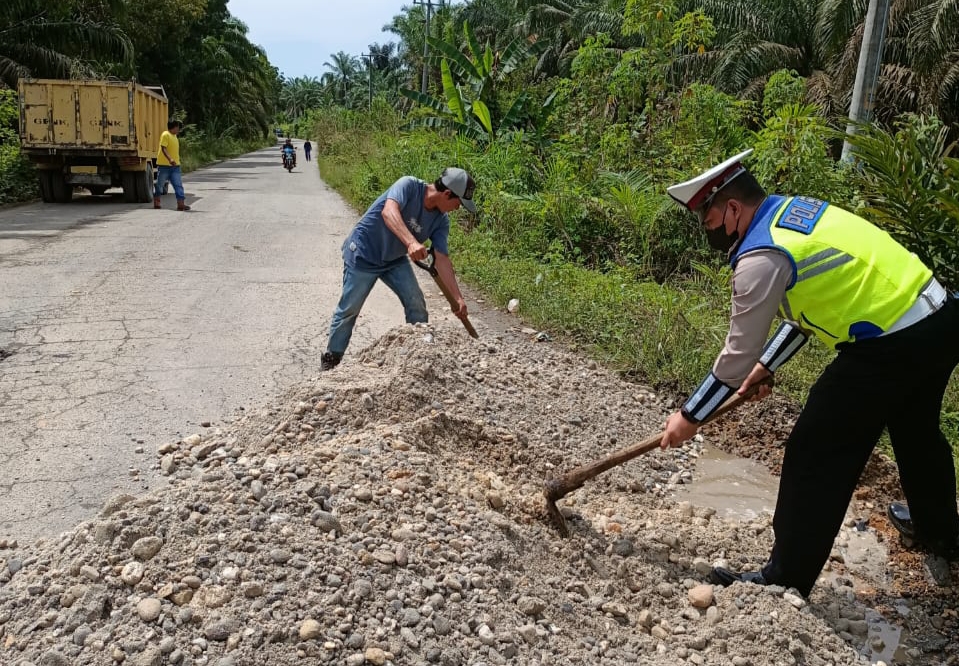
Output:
[{"xmin": 660, "ymin": 149, "xmax": 959, "ymax": 596}]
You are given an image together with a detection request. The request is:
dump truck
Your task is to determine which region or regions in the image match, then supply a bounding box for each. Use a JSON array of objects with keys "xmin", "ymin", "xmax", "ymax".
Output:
[{"xmin": 18, "ymin": 78, "xmax": 168, "ymax": 203}]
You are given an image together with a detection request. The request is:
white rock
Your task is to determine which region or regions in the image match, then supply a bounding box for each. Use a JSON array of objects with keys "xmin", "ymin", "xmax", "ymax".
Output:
[
  {"xmin": 137, "ymin": 598, "xmax": 162, "ymax": 622},
  {"xmin": 121, "ymin": 561, "xmax": 145, "ymax": 586}
]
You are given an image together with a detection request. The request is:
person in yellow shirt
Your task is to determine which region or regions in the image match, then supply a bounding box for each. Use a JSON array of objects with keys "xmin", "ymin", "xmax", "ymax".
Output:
[{"xmin": 153, "ymin": 120, "xmax": 190, "ymax": 211}]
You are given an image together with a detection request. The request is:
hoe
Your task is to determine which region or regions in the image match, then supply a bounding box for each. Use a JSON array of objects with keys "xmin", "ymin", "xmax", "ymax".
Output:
[{"xmin": 544, "ymin": 381, "xmax": 769, "ymax": 537}]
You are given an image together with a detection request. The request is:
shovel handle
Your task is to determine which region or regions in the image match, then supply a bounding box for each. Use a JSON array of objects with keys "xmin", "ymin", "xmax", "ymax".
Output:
[
  {"xmin": 413, "ymin": 247, "xmax": 479, "ymax": 339},
  {"xmin": 544, "ymin": 379, "xmax": 770, "ymax": 502}
]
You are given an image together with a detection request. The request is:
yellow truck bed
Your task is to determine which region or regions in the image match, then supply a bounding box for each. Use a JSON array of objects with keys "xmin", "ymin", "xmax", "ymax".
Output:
[
  {"xmin": 19, "ymin": 79, "xmax": 167, "ymax": 158},
  {"xmin": 18, "ymin": 78, "xmax": 169, "ymax": 203}
]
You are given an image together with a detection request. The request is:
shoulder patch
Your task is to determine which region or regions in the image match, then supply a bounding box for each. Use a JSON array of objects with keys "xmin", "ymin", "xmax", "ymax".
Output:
[{"xmin": 776, "ymin": 196, "xmax": 828, "ymax": 235}]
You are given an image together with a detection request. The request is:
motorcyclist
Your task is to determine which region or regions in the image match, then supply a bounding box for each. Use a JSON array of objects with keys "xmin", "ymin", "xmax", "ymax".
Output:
[{"xmin": 281, "ymin": 139, "xmax": 296, "ymax": 168}]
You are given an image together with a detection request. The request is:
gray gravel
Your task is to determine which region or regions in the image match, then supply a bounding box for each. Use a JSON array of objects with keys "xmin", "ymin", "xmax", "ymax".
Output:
[{"xmin": 0, "ymin": 324, "xmax": 931, "ymax": 665}]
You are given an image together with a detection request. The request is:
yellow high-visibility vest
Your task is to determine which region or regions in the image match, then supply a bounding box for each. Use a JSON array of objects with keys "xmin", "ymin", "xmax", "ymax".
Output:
[{"xmin": 732, "ymin": 195, "xmax": 932, "ymax": 348}]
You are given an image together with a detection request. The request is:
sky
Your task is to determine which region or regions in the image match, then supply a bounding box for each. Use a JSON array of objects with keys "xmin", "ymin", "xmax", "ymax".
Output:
[{"xmin": 228, "ymin": 0, "xmax": 410, "ymax": 79}]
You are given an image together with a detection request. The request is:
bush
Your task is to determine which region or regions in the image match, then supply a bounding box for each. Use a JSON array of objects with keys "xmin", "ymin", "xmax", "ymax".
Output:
[
  {"xmin": 0, "ymin": 89, "xmax": 38, "ymax": 205},
  {"xmin": 751, "ymin": 104, "xmax": 856, "ymax": 204},
  {"xmin": 845, "ymin": 114, "xmax": 959, "ymax": 291}
]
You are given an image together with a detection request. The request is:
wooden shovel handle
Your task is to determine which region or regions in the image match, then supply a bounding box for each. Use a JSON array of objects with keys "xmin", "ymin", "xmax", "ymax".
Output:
[{"xmin": 544, "ymin": 379, "xmax": 769, "ymax": 501}]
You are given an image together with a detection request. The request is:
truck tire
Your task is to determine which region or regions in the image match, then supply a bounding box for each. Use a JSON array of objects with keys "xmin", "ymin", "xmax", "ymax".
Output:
[
  {"xmin": 38, "ymin": 172, "xmax": 56, "ymax": 203},
  {"xmin": 135, "ymin": 162, "xmax": 154, "ymax": 203},
  {"xmin": 121, "ymin": 171, "xmax": 138, "ymax": 203},
  {"xmin": 50, "ymin": 172, "xmax": 72, "ymax": 203}
]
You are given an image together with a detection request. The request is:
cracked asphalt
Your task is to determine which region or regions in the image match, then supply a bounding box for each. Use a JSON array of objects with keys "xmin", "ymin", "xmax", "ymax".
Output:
[{"xmin": 0, "ymin": 142, "xmax": 450, "ymax": 543}]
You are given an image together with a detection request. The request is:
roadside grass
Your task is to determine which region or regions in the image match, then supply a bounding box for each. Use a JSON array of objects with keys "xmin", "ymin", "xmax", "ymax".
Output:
[{"xmin": 318, "ymin": 130, "xmax": 959, "ymax": 489}]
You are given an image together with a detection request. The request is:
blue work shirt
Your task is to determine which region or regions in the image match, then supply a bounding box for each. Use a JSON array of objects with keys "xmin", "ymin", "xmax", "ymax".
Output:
[{"xmin": 342, "ymin": 177, "xmax": 450, "ymax": 273}]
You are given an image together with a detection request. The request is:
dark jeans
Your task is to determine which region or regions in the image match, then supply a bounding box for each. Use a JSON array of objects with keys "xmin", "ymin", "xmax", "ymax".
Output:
[{"xmin": 762, "ymin": 297, "xmax": 959, "ymax": 595}]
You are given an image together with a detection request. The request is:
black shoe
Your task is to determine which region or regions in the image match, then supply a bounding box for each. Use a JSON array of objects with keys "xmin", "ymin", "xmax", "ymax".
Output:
[
  {"xmin": 888, "ymin": 502, "xmax": 916, "ymax": 540},
  {"xmin": 320, "ymin": 352, "xmax": 342, "ymax": 371},
  {"xmin": 888, "ymin": 502, "xmax": 959, "ymax": 560},
  {"xmin": 710, "ymin": 567, "xmax": 769, "ymax": 588}
]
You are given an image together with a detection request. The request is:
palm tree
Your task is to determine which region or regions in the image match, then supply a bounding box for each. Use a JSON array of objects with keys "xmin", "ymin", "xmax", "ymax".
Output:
[
  {"xmin": 693, "ymin": 0, "xmax": 844, "ymax": 109},
  {"xmin": 323, "ymin": 51, "xmax": 360, "ymax": 105},
  {"xmin": 280, "ymin": 76, "xmax": 326, "ymax": 118},
  {"xmin": 513, "ymin": 0, "xmax": 627, "ymax": 77},
  {"xmin": 693, "ymin": 0, "xmax": 959, "ymax": 124},
  {"xmin": 455, "ymin": 0, "xmax": 523, "ymax": 49},
  {"xmin": 0, "ymin": 0, "xmax": 132, "ymax": 88},
  {"xmin": 185, "ymin": 15, "xmax": 277, "ymax": 137},
  {"xmin": 860, "ymin": 0, "xmax": 959, "ymax": 125}
]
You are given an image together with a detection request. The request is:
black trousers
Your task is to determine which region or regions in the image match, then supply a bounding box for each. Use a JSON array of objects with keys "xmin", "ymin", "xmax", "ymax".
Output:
[{"xmin": 762, "ymin": 297, "xmax": 959, "ymax": 595}]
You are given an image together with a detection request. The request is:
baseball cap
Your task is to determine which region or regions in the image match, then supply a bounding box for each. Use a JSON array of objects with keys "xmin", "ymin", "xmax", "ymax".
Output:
[{"xmin": 440, "ymin": 167, "xmax": 477, "ymax": 213}]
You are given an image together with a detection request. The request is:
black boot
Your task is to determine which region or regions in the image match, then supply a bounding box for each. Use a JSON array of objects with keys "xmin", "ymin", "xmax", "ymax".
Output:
[
  {"xmin": 320, "ymin": 352, "xmax": 342, "ymax": 371},
  {"xmin": 888, "ymin": 502, "xmax": 916, "ymax": 542},
  {"xmin": 888, "ymin": 502, "xmax": 959, "ymax": 560}
]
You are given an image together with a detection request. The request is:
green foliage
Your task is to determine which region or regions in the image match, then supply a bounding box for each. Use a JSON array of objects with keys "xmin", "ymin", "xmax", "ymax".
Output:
[
  {"xmin": 675, "ymin": 84, "xmax": 751, "ymax": 163},
  {"xmin": 750, "ymin": 104, "xmax": 855, "ymax": 203},
  {"xmin": 0, "ymin": 88, "xmax": 38, "ymax": 204},
  {"xmin": 0, "ymin": 0, "xmax": 133, "ymax": 88},
  {"xmin": 177, "ymin": 129, "xmax": 273, "ymax": 174},
  {"xmin": 845, "ymin": 114, "xmax": 959, "ymax": 291},
  {"xmin": 762, "ymin": 69, "xmax": 806, "ymax": 118},
  {"xmin": 400, "ymin": 21, "xmax": 546, "ymax": 143}
]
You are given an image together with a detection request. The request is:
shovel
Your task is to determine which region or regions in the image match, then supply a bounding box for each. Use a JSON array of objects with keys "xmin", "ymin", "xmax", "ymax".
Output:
[
  {"xmin": 543, "ymin": 379, "xmax": 770, "ymax": 537},
  {"xmin": 413, "ymin": 247, "xmax": 479, "ymax": 338}
]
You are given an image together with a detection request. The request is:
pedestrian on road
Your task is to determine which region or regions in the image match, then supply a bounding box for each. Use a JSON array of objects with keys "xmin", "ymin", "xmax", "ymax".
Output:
[
  {"xmin": 660, "ymin": 149, "xmax": 959, "ymax": 597},
  {"xmin": 321, "ymin": 167, "xmax": 477, "ymax": 371},
  {"xmin": 153, "ymin": 120, "xmax": 190, "ymax": 211},
  {"xmin": 304, "ymin": 139, "xmax": 312, "ymax": 162}
]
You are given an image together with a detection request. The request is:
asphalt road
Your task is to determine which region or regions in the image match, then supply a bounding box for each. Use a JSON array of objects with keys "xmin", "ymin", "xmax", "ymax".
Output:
[{"xmin": 0, "ymin": 142, "xmax": 449, "ymax": 543}]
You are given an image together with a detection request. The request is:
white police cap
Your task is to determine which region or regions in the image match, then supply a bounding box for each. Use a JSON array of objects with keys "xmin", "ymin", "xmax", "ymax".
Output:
[{"xmin": 666, "ymin": 149, "xmax": 754, "ymax": 212}]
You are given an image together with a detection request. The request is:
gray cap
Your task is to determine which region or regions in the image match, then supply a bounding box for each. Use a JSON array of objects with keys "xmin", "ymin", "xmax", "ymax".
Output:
[{"xmin": 440, "ymin": 167, "xmax": 477, "ymax": 213}]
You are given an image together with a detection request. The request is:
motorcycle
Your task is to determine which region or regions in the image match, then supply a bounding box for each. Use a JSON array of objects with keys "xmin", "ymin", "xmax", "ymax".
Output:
[{"xmin": 282, "ymin": 152, "xmax": 295, "ymax": 172}]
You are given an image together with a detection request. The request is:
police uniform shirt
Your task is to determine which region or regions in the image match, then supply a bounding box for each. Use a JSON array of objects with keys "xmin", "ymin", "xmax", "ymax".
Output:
[{"xmin": 712, "ymin": 249, "xmax": 795, "ymax": 386}]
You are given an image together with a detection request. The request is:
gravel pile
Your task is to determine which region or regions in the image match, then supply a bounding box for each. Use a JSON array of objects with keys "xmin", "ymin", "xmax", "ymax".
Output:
[{"xmin": 0, "ymin": 324, "xmax": 930, "ymax": 665}]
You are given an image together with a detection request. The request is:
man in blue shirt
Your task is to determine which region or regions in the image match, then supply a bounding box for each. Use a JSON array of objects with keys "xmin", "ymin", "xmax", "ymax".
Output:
[{"xmin": 321, "ymin": 167, "xmax": 477, "ymax": 370}]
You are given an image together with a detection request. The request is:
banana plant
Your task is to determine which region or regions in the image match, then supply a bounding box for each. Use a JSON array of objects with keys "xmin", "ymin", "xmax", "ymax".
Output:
[{"xmin": 400, "ymin": 20, "xmax": 548, "ymax": 143}]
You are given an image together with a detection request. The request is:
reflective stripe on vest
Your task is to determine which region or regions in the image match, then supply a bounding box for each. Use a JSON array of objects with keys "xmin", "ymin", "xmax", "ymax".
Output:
[{"xmin": 731, "ymin": 195, "xmax": 932, "ymax": 348}]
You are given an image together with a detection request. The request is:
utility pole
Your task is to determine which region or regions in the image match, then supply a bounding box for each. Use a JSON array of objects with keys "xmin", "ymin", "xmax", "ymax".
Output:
[
  {"xmin": 841, "ymin": 0, "xmax": 891, "ymax": 162},
  {"xmin": 413, "ymin": 0, "xmax": 444, "ymax": 94},
  {"xmin": 361, "ymin": 53, "xmax": 373, "ymax": 111}
]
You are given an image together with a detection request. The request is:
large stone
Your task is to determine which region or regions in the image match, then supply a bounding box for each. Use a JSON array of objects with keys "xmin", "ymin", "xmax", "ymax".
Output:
[
  {"xmin": 517, "ymin": 596, "xmax": 546, "ymax": 616},
  {"xmin": 121, "ymin": 561, "xmax": 145, "ymax": 586},
  {"xmin": 137, "ymin": 598, "xmax": 162, "ymax": 622},
  {"xmin": 131, "ymin": 537, "xmax": 163, "ymax": 561},
  {"xmin": 364, "ymin": 648, "xmax": 388, "ymax": 665},
  {"xmin": 688, "ymin": 584, "xmax": 714, "ymax": 609},
  {"xmin": 299, "ymin": 619, "xmax": 323, "ymax": 640}
]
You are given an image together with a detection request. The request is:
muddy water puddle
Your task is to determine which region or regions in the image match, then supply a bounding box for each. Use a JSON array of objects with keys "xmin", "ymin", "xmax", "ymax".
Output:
[
  {"xmin": 678, "ymin": 445, "xmax": 779, "ymax": 520},
  {"xmin": 679, "ymin": 445, "xmax": 912, "ymax": 665}
]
